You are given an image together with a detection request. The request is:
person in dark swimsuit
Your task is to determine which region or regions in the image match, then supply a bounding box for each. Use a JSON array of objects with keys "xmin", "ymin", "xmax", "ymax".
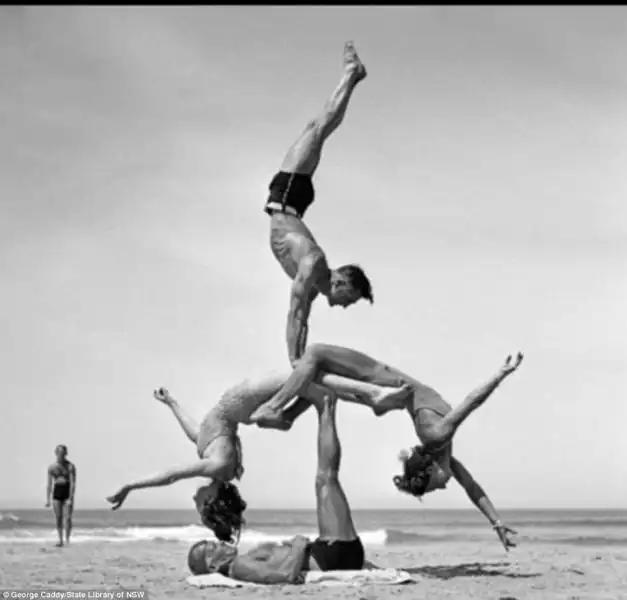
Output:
[
  {"xmin": 45, "ymin": 444, "xmax": 76, "ymax": 547},
  {"xmin": 187, "ymin": 388, "xmax": 369, "ymax": 582},
  {"xmin": 251, "ymin": 343, "xmax": 524, "ymax": 551},
  {"xmin": 263, "ymin": 41, "xmax": 373, "ymax": 370}
]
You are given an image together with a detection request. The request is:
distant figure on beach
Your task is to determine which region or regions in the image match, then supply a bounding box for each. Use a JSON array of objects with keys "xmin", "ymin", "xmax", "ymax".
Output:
[
  {"xmin": 105, "ymin": 354, "xmax": 411, "ymax": 525},
  {"xmin": 187, "ymin": 390, "xmax": 371, "ymax": 581},
  {"xmin": 264, "ymin": 40, "xmax": 373, "ymax": 366},
  {"xmin": 45, "ymin": 444, "xmax": 76, "ymax": 547},
  {"xmin": 248, "ymin": 343, "xmax": 523, "ymax": 551}
]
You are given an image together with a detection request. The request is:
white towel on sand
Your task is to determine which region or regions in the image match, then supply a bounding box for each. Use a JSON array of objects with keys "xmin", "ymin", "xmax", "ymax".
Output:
[{"xmin": 187, "ymin": 568, "xmax": 415, "ymax": 588}]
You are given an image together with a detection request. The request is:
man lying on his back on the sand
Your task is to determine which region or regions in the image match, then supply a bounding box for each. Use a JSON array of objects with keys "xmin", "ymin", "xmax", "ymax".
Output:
[{"xmin": 187, "ymin": 387, "xmax": 369, "ymax": 583}]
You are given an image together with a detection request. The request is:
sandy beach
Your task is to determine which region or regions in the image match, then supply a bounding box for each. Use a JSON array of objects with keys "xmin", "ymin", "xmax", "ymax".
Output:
[{"xmin": 2, "ymin": 540, "xmax": 626, "ymax": 600}]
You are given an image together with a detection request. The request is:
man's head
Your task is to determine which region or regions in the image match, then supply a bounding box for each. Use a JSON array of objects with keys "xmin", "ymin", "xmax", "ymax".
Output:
[
  {"xmin": 187, "ymin": 539, "xmax": 239, "ymax": 575},
  {"xmin": 195, "ymin": 481, "xmax": 247, "ymax": 543},
  {"xmin": 328, "ymin": 264, "xmax": 373, "ymax": 308},
  {"xmin": 392, "ymin": 445, "xmax": 451, "ymax": 499},
  {"xmin": 55, "ymin": 445, "xmax": 67, "ymax": 461}
]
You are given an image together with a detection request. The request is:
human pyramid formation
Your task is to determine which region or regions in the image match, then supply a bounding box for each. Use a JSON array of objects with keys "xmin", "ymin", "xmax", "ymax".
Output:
[{"xmin": 106, "ymin": 42, "xmax": 524, "ymax": 584}]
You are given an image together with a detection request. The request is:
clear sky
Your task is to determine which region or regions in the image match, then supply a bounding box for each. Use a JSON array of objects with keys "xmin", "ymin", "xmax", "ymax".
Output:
[{"xmin": 1, "ymin": 6, "xmax": 625, "ymax": 511}]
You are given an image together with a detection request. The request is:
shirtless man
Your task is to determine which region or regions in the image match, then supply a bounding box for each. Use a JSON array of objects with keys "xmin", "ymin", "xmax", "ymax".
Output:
[
  {"xmin": 45, "ymin": 444, "xmax": 76, "ymax": 547},
  {"xmin": 264, "ymin": 41, "xmax": 373, "ymax": 365},
  {"xmin": 105, "ymin": 358, "xmax": 411, "ymax": 514},
  {"xmin": 187, "ymin": 389, "xmax": 369, "ymax": 582},
  {"xmin": 251, "ymin": 343, "xmax": 523, "ymax": 551}
]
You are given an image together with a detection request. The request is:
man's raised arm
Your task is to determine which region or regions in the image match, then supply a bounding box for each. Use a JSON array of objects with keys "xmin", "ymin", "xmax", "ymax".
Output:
[{"xmin": 287, "ymin": 254, "xmax": 326, "ymax": 364}]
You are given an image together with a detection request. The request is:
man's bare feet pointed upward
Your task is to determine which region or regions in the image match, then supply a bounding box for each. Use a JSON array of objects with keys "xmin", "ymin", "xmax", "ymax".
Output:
[{"xmin": 343, "ymin": 41, "xmax": 367, "ymax": 83}]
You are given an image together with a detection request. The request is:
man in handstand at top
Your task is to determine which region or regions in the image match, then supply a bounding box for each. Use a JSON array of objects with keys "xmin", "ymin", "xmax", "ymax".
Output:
[{"xmin": 265, "ymin": 41, "xmax": 374, "ymax": 365}]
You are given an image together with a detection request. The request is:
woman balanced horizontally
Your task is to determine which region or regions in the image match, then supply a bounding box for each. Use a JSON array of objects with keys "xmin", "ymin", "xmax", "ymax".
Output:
[
  {"xmin": 105, "ymin": 364, "xmax": 412, "ymax": 538},
  {"xmin": 252, "ymin": 343, "xmax": 524, "ymax": 551}
]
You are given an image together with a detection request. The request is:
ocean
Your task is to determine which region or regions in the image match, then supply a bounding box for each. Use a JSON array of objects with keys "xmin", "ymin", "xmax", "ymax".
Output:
[{"xmin": 1, "ymin": 509, "xmax": 626, "ymax": 548}]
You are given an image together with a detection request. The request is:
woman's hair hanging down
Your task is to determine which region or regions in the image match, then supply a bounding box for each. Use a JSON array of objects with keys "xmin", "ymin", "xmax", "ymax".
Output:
[
  {"xmin": 392, "ymin": 445, "xmax": 437, "ymax": 499},
  {"xmin": 199, "ymin": 482, "xmax": 247, "ymax": 544}
]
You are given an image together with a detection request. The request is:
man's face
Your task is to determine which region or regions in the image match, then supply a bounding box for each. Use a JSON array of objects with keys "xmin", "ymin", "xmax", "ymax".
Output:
[
  {"xmin": 203, "ymin": 540, "xmax": 239, "ymax": 574},
  {"xmin": 328, "ymin": 275, "xmax": 361, "ymax": 308},
  {"xmin": 55, "ymin": 446, "xmax": 67, "ymax": 461}
]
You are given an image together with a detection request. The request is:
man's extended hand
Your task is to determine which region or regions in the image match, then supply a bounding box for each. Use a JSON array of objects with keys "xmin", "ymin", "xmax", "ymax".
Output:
[{"xmin": 494, "ymin": 523, "xmax": 518, "ymax": 551}]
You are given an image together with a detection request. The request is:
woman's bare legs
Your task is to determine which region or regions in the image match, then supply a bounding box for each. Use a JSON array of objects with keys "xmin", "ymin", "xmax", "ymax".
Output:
[
  {"xmin": 252, "ymin": 344, "xmax": 411, "ymax": 423},
  {"xmin": 154, "ymin": 387, "xmax": 200, "ymax": 445},
  {"xmin": 280, "ymin": 42, "xmax": 367, "ymax": 177},
  {"xmin": 250, "ymin": 366, "xmax": 413, "ymax": 427}
]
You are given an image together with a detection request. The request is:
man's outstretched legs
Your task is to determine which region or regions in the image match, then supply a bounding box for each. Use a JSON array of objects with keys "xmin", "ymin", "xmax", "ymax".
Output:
[
  {"xmin": 154, "ymin": 388, "xmax": 200, "ymax": 445},
  {"xmin": 307, "ymin": 390, "xmax": 365, "ymax": 570},
  {"xmin": 253, "ymin": 344, "xmax": 410, "ymax": 422},
  {"xmin": 280, "ymin": 42, "xmax": 367, "ymax": 177}
]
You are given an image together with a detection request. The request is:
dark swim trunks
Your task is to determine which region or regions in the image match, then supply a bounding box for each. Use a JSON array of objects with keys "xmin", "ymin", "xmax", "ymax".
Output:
[
  {"xmin": 308, "ymin": 537, "xmax": 365, "ymax": 571},
  {"xmin": 52, "ymin": 481, "xmax": 70, "ymax": 502},
  {"xmin": 264, "ymin": 171, "xmax": 314, "ymax": 219}
]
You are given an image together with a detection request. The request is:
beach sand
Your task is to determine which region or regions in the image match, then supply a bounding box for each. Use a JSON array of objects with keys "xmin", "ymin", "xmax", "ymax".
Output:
[{"xmin": 2, "ymin": 541, "xmax": 626, "ymax": 600}]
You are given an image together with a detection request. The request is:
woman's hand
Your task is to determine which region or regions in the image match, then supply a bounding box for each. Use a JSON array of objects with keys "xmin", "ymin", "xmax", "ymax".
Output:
[
  {"xmin": 499, "ymin": 353, "xmax": 524, "ymax": 377},
  {"xmin": 494, "ymin": 522, "xmax": 518, "ymax": 551}
]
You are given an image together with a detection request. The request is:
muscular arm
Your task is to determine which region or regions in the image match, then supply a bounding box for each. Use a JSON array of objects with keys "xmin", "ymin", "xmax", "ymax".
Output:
[
  {"xmin": 450, "ymin": 457, "xmax": 502, "ymax": 526},
  {"xmin": 287, "ymin": 254, "xmax": 326, "ymax": 364},
  {"xmin": 229, "ymin": 536, "xmax": 309, "ymax": 585}
]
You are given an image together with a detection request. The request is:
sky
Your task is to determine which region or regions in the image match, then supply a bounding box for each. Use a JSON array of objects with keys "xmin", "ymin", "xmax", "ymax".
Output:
[{"xmin": 1, "ymin": 6, "xmax": 626, "ymax": 511}]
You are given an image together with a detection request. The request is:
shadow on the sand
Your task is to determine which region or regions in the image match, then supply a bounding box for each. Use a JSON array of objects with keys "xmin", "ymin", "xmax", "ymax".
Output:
[{"xmin": 406, "ymin": 561, "xmax": 541, "ymax": 580}]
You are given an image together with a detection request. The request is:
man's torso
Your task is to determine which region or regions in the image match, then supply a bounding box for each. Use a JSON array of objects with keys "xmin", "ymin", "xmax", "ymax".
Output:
[{"xmin": 270, "ymin": 214, "xmax": 327, "ymax": 287}]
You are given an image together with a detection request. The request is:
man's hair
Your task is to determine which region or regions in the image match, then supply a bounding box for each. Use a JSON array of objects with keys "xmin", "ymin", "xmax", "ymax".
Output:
[
  {"xmin": 392, "ymin": 445, "xmax": 436, "ymax": 498},
  {"xmin": 56, "ymin": 445, "xmax": 67, "ymax": 453},
  {"xmin": 198, "ymin": 482, "xmax": 247, "ymax": 543},
  {"xmin": 337, "ymin": 264, "xmax": 374, "ymax": 303}
]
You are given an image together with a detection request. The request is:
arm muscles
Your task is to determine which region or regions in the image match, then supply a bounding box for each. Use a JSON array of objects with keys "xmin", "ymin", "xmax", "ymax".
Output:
[{"xmin": 287, "ymin": 256, "xmax": 325, "ymax": 364}]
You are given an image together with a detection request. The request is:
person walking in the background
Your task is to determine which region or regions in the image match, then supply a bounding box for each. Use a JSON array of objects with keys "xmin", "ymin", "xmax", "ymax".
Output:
[{"xmin": 45, "ymin": 444, "xmax": 76, "ymax": 547}]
